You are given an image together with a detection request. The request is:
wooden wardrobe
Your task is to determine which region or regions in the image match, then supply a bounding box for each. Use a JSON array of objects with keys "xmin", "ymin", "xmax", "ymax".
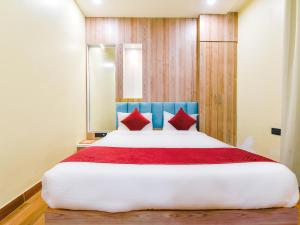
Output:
[{"xmin": 198, "ymin": 13, "xmax": 237, "ymax": 145}]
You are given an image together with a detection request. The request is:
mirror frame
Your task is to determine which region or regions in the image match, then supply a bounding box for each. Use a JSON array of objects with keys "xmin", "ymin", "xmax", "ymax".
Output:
[{"xmin": 86, "ymin": 44, "xmax": 117, "ymax": 134}]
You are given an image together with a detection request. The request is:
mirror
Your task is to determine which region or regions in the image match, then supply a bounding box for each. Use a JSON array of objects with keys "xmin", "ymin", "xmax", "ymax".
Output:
[
  {"xmin": 123, "ymin": 44, "xmax": 143, "ymax": 99},
  {"xmin": 87, "ymin": 44, "xmax": 116, "ymax": 133}
]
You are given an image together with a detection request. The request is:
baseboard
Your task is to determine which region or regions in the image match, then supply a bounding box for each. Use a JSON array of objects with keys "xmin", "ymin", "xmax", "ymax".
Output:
[{"xmin": 0, "ymin": 182, "xmax": 42, "ymax": 221}]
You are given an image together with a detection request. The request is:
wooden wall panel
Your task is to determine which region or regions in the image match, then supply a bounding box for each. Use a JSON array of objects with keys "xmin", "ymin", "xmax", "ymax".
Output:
[
  {"xmin": 199, "ymin": 13, "xmax": 238, "ymax": 42},
  {"xmin": 86, "ymin": 18, "xmax": 198, "ymax": 102},
  {"xmin": 198, "ymin": 14, "xmax": 237, "ymax": 145},
  {"xmin": 86, "ymin": 15, "xmax": 237, "ymax": 144}
]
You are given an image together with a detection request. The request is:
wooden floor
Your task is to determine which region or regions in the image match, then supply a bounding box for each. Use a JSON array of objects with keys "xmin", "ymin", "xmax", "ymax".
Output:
[
  {"xmin": 0, "ymin": 192, "xmax": 299, "ymax": 225},
  {"xmin": 0, "ymin": 192, "xmax": 47, "ymax": 225}
]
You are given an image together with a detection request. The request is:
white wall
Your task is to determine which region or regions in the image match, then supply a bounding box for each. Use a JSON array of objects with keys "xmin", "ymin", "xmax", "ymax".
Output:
[
  {"xmin": 237, "ymin": 0, "xmax": 285, "ymax": 160},
  {"xmin": 0, "ymin": 0, "xmax": 86, "ymax": 207}
]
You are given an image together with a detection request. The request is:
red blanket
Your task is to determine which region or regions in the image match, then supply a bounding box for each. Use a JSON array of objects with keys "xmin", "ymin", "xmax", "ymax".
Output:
[{"xmin": 62, "ymin": 146, "xmax": 275, "ymax": 164}]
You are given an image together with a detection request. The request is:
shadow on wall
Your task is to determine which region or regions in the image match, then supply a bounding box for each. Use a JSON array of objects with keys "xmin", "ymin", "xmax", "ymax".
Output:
[{"xmin": 238, "ymin": 136, "xmax": 255, "ymax": 153}]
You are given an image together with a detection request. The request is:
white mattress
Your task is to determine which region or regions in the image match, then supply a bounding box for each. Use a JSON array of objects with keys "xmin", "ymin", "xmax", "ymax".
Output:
[{"xmin": 42, "ymin": 131, "xmax": 299, "ymax": 212}]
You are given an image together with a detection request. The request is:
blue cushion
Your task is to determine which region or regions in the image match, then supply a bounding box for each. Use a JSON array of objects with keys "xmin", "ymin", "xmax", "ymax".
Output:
[
  {"xmin": 174, "ymin": 102, "xmax": 187, "ymax": 113},
  {"xmin": 152, "ymin": 103, "xmax": 163, "ymax": 128},
  {"xmin": 187, "ymin": 102, "xmax": 198, "ymax": 114},
  {"xmin": 163, "ymin": 102, "xmax": 175, "ymax": 114},
  {"xmin": 140, "ymin": 102, "xmax": 151, "ymax": 113},
  {"xmin": 116, "ymin": 102, "xmax": 198, "ymax": 129},
  {"xmin": 116, "ymin": 103, "xmax": 128, "ymax": 127},
  {"xmin": 116, "ymin": 102, "xmax": 128, "ymax": 113},
  {"xmin": 128, "ymin": 103, "xmax": 140, "ymax": 112}
]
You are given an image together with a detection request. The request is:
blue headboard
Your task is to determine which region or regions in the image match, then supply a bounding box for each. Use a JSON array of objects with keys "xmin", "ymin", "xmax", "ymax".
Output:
[{"xmin": 116, "ymin": 102, "xmax": 198, "ymax": 129}]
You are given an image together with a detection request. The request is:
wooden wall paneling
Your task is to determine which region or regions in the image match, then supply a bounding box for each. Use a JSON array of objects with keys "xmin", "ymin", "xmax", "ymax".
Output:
[
  {"xmin": 86, "ymin": 18, "xmax": 198, "ymax": 102},
  {"xmin": 115, "ymin": 44, "xmax": 123, "ymax": 101},
  {"xmin": 162, "ymin": 19, "xmax": 169, "ymax": 101},
  {"xmin": 199, "ymin": 13, "xmax": 238, "ymax": 42},
  {"xmin": 86, "ymin": 16, "xmax": 237, "ymax": 144}
]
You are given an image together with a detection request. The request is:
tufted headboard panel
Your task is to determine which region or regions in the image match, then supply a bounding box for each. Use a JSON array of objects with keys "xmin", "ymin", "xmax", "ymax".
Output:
[{"xmin": 116, "ymin": 102, "xmax": 198, "ymax": 129}]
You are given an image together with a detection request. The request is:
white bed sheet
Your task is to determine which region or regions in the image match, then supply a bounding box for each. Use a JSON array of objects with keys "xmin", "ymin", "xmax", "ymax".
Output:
[{"xmin": 42, "ymin": 131, "xmax": 299, "ymax": 212}]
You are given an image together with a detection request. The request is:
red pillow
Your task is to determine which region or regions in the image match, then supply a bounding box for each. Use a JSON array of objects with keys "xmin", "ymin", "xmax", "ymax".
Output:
[
  {"xmin": 121, "ymin": 108, "xmax": 150, "ymax": 131},
  {"xmin": 168, "ymin": 108, "xmax": 196, "ymax": 130}
]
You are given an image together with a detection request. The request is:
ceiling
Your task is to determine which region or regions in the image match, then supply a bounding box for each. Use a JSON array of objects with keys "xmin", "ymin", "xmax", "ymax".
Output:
[{"xmin": 75, "ymin": 0, "xmax": 249, "ymax": 18}]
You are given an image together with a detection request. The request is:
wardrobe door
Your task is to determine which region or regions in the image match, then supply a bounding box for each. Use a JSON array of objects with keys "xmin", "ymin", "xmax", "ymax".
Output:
[{"xmin": 199, "ymin": 42, "xmax": 237, "ymax": 145}]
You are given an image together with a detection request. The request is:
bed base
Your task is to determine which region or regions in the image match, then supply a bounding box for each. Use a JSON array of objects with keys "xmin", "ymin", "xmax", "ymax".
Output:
[{"xmin": 45, "ymin": 207, "xmax": 298, "ymax": 225}]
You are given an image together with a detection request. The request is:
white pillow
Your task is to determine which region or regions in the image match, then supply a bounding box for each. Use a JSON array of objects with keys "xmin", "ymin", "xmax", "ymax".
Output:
[
  {"xmin": 163, "ymin": 111, "xmax": 198, "ymax": 131},
  {"xmin": 117, "ymin": 112, "xmax": 152, "ymax": 131}
]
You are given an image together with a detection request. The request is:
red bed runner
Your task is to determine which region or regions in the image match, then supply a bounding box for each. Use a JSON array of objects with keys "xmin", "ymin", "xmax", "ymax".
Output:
[{"xmin": 62, "ymin": 146, "xmax": 275, "ymax": 164}]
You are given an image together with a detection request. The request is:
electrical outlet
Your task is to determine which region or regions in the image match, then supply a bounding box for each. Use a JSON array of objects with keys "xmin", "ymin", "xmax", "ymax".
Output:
[{"xmin": 271, "ymin": 128, "xmax": 281, "ymax": 136}]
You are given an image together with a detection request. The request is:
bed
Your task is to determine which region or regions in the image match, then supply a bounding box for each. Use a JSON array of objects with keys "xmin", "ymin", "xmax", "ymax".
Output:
[{"xmin": 42, "ymin": 102, "xmax": 299, "ymax": 225}]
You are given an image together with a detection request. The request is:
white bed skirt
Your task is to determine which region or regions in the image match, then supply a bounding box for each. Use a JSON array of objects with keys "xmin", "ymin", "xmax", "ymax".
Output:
[
  {"xmin": 42, "ymin": 131, "xmax": 299, "ymax": 212},
  {"xmin": 42, "ymin": 162, "xmax": 298, "ymax": 212}
]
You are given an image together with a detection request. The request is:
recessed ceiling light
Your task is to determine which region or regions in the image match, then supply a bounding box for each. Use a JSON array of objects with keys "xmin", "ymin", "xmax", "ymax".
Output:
[
  {"xmin": 93, "ymin": 0, "xmax": 102, "ymax": 5},
  {"xmin": 207, "ymin": 0, "xmax": 216, "ymax": 5}
]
